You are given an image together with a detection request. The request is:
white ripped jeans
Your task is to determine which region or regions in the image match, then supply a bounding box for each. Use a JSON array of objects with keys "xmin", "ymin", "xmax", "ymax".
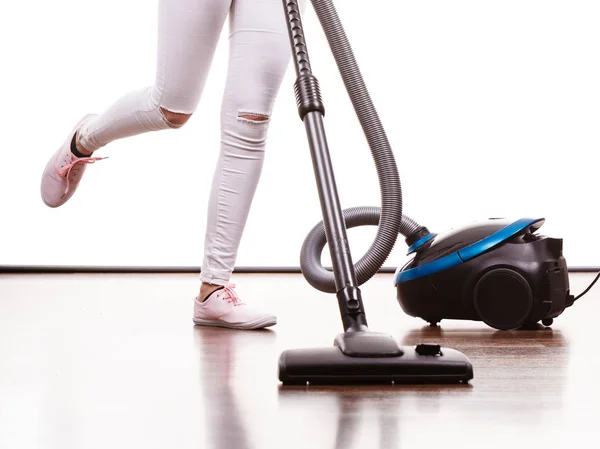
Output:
[{"xmin": 78, "ymin": 0, "xmax": 307, "ymax": 285}]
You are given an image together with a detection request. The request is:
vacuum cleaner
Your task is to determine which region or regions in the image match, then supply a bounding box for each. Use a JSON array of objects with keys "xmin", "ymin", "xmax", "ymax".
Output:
[
  {"xmin": 394, "ymin": 217, "xmax": 600, "ymax": 330},
  {"xmin": 278, "ymin": 0, "xmax": 598, "ymax": 384},
  {"xmin": 395, "ymin": 218, "xmax": 572, "ymax": 330}
]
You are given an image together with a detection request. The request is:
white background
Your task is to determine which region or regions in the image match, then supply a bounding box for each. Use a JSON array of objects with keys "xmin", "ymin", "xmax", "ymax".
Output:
[{"xmin": 1, "ymin": 0, "xmax": 600, "ymax": 269}]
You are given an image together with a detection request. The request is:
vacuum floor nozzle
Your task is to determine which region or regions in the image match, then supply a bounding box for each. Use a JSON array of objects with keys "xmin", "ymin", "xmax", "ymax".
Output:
[{"xmin": 278, "ymin": 332, "xmax": 473, "ymax": 385}]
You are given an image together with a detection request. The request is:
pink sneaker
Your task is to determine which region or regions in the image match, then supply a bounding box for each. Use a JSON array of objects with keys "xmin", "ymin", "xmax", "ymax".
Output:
[
  {"xmin": 41, "ymin": 114, "xmax": 106, "ymax": 208},
  {"xmin": 193, "ymin": 284, "xmax": 277, "ymax": 330}
]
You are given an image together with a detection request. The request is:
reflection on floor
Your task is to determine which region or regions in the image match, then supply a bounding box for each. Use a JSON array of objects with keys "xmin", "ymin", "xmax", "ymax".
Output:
[{"xmin": 0, "ymin": 272, "xmax": 598, "ymax": 448}]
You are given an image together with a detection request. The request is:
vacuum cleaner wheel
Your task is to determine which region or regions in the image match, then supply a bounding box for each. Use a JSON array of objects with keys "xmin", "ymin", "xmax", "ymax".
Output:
[{"xmin": 473, "ymin": 268, "xmax": 533, "ymax": 330}]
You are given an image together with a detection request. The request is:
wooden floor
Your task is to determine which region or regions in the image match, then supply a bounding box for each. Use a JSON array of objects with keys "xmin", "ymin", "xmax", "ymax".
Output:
[{"xmin": 1, "ymin": 272, "xmax": 599, "ymax": 448}]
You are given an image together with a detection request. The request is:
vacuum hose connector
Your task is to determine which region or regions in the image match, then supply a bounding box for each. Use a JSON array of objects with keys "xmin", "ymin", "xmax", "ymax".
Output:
[{"xmin": 300, "ymin": 0, "xmax": 422, "ymax": 293}]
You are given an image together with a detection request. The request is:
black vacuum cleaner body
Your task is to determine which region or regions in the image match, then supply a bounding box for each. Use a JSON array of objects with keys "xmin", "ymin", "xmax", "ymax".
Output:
[{"xmin": 395, "ymin": 218, "xmax": 572, "ymax": 330}]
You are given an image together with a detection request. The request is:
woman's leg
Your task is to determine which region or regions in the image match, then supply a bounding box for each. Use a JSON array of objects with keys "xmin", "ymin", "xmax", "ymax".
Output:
[
  {"xmin": 41, "ymin": 0, "xmax": 232, "ymax": 207},
  {"xmin": 78, "ymin": 0, "xmax": 232, "ymax": 151},
  {"xmin": 199, "ymin": 0, "xmax": 307, "ymax": 292}
]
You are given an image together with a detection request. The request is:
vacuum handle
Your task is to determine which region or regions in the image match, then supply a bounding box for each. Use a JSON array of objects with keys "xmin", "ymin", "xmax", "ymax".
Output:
[{"xmin": 282, "ymin": 0, "xmax": 368, "ymax": 331}]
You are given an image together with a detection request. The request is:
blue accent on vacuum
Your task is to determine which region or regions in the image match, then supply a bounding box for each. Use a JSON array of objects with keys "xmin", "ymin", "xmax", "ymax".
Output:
[{"xmin": 407, "ymin": 232, "xmax": 436, "ymax": 255}]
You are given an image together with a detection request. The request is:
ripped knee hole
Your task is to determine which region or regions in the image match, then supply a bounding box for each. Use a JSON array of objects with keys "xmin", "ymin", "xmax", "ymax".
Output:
[
  {"xmin": 238, "ymin": 112, "xmax": 270, "ymax": 122},
  {"xmin": 160, "ymin": 107, "xmax": 193, "ymax": 126}
]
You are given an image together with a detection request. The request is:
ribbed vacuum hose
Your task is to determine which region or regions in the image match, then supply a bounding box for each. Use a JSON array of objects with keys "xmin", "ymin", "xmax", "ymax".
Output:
[{"xmin": 300, "ymin": 0, "xmax": 422, "ymax": 293}]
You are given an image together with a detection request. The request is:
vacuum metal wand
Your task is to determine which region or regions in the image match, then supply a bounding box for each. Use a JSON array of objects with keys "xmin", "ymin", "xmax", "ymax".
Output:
[
  {"xmin": 282, "ymin": 0, "xmax": 367, "ymax": 332},
  {"xmin": 277, "ymin": 0, "xmax": 474, "ymax": 386}
]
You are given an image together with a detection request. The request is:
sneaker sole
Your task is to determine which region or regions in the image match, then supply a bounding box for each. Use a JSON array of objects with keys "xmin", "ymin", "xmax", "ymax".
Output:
[{"xmin": 192, "ymin": 316, "xmax": 277, "ymax": 330}]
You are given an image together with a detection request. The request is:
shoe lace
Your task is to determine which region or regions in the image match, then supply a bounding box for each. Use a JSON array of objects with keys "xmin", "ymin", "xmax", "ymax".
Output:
[
  {"xmin": 57, "ymin": 155, "xmax": 107, "ymax": 196},
  {"xmin": 222, "ymin": 284, "xmax": 245, "ymax": 306}
]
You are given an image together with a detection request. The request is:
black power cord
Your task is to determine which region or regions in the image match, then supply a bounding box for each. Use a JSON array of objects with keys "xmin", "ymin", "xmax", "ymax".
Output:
[
  {"xmin": 567, "ymin": 271, "xmax": 600, "ymax": 307},
  {"xmin": 574, "ymin": 271, "xmax": 600, "ymax": 301}
]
